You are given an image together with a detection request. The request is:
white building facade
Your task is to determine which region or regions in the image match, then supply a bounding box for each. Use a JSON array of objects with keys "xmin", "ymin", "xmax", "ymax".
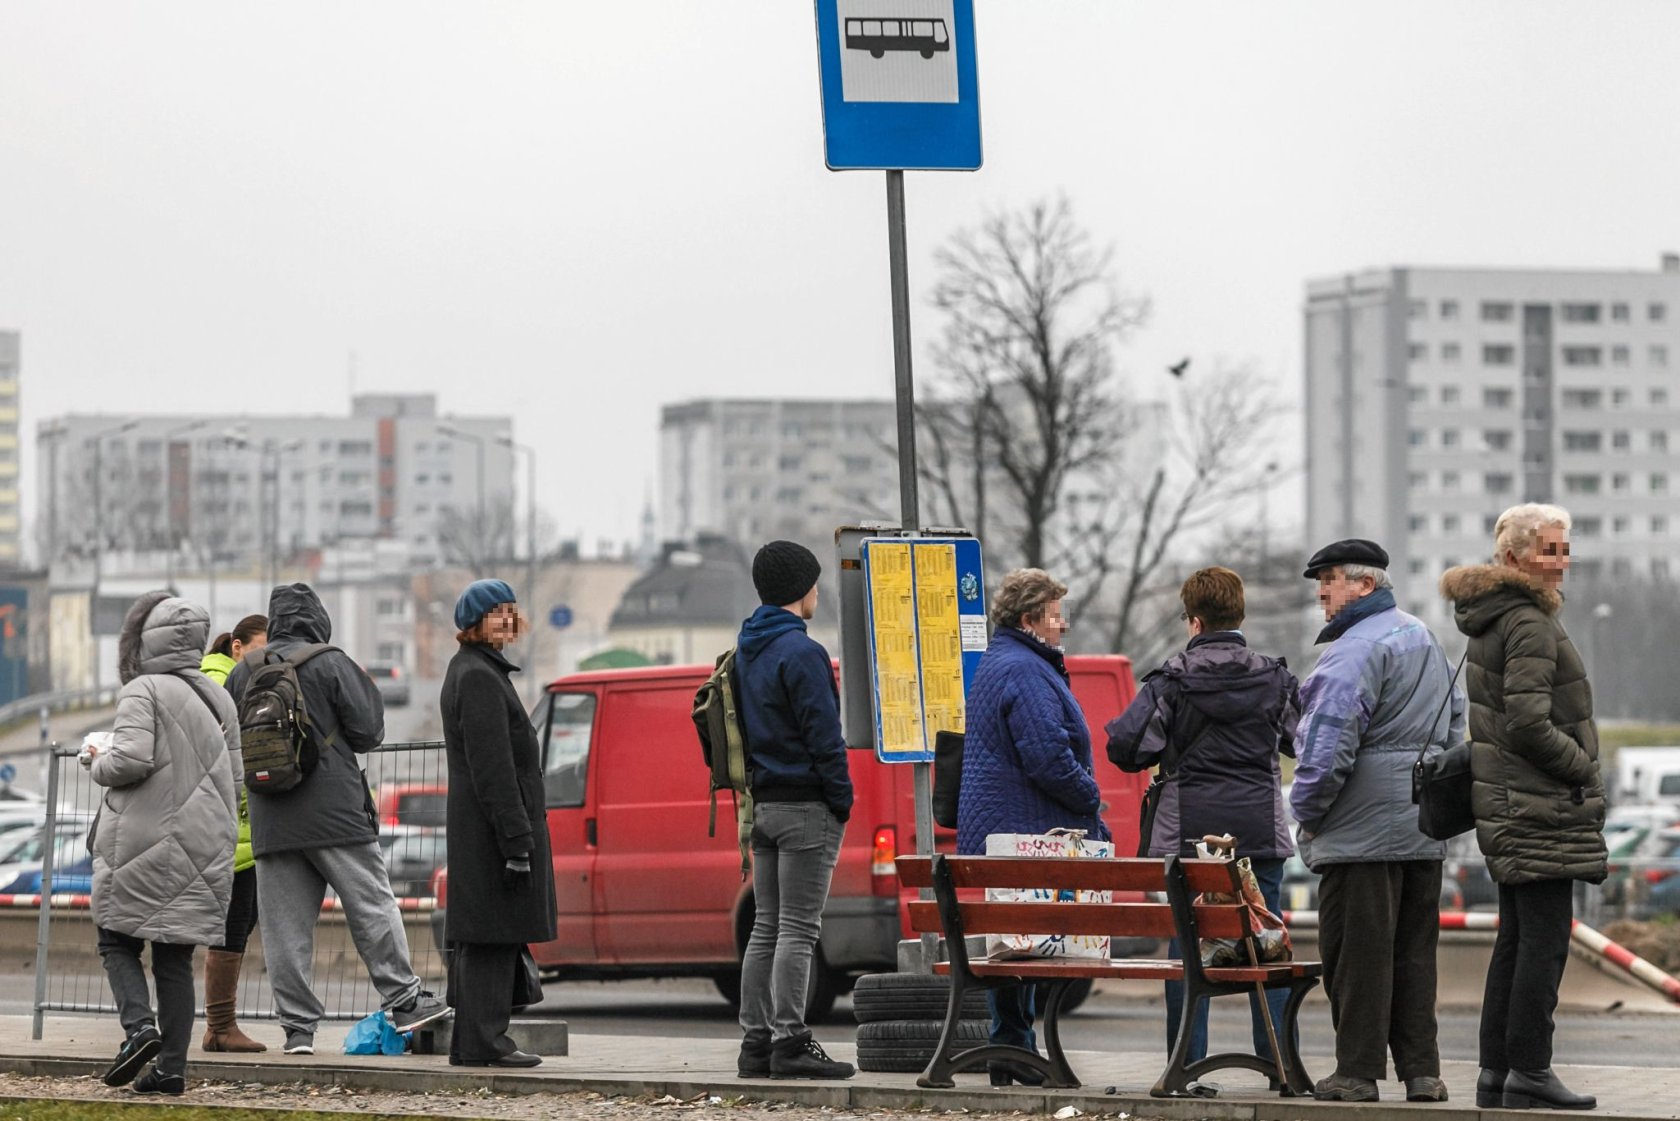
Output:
[{"xmin": 1305, "ymin": 255, "xmax": 1680, "ymax": 627}]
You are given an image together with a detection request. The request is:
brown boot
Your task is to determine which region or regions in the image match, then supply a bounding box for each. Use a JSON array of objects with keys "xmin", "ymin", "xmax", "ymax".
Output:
[{"xmin": 202, "ymin": 949, "xmax": 267, "ymax": 1052}]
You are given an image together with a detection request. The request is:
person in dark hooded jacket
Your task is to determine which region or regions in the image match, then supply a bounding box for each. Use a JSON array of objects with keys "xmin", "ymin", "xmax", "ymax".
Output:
[
  {"xmin": 1441, "ymin": 504, "xmax": 1605, "ymax": 1112},
  {"xmin": 1106, "ymin": 567, "xmax": 1300, "ymax": 1084},
  {"xmin": 226, "ymin": 583, "xmax": 450, "ymax": 1056},
  {"xmin": 732, "ymin": 541, "xmax": 854, "ymax": 1082}
]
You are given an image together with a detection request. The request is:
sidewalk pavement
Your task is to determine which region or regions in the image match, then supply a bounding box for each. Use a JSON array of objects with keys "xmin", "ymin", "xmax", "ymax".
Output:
[{"xmin": 0, "ymin": 1015, "xmax": 1674, "ymax": 1121}]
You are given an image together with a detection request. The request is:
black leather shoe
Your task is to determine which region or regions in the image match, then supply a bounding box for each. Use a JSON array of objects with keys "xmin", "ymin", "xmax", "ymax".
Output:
[
  {"xmin": 738, "ymin": 1039, "xmax": 771, "ymax": 1078},
  {"xmin": 103, "ymin": 1026, "xmax": 162, "ymax": 1088},
  {"xmin": 1477, "ymin": 1068, "xmax": 1508, "ymax": 1109},
  {"xmin": 1504, "ymin": 1068, "xmax": 1596, "ymax": 1110},
  {"xmin": 449, "ymin": 1050, "xmax": 542, "ymax": 1068},
  {"xmin": 987, "ymin": 1059, "xmax": 1046, "ymax": 1087}
]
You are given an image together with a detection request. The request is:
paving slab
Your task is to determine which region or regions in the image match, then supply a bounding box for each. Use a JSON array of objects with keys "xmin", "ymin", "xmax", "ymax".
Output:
[{"xmin": 0, "ymin": 1015, "xmax": 1673, "ymax": 1120}]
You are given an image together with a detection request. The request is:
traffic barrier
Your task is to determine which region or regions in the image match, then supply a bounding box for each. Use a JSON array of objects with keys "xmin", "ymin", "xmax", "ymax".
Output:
[{"xmin": 28, "ymin": 740, "xmax": 451, "ymax": 1040}]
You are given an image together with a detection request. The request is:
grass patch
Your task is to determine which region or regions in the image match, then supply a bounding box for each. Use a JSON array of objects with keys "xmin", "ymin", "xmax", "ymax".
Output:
[{"xmin": 0, "ymin": 1102, "xmax": 415, "ymax": 1121}]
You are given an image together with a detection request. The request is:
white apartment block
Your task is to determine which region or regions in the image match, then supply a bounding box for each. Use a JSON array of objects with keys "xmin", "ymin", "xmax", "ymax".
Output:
[
  {"xmin": 659, "ymin": 398, "xmax": 902, "ymax": 556},
  {"xmin": 37, "ymin": 393, "xmax": 514, "ymax": 575},
  {"xmin": 0, "ymin": 333, "xmax": 18, "ymax": 567},
  {"xmin": 1305, "ymin": 254, "xmax": 1680, "ymax": 628}
]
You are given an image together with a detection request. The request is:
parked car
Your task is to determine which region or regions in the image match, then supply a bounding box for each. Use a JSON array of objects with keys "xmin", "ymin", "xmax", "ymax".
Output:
[
  {"xmin": 385, "ymin": 830, "xmax": 447, "ymax": 898},
  {"xmin": 431, "ymin": 656, "xmax": 1150, "ymax": 1020},
  {"xmin": 1602, "ymin": 823, "xmax": 1680, "ymax": 920},
  {"xmin": 364, "ymin": 663, "xmax": 411, "ymax": 707},
  {"xmin": 374, "ymin": 783, "xmax": 447, "ymax": 830},
  {"xmin": 1, "ymin": 854, "xmax": 93, "ymax": 895},
  {"xmin": 1442, "ymin": 834, "xmax": 1498, "ymax": 910},
  {"xmin": 0, "ymin": 817, "xmax": 94, "ymax": 892}
]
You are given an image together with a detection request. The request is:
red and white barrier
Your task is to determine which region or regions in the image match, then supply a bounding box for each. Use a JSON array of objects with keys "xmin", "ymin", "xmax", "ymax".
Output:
[{"xmin": 0, "ymin": 894, "xmax": 436, "ymax": 912}]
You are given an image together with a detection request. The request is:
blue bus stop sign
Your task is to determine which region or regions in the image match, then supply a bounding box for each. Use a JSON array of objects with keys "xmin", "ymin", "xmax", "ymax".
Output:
[
  {"xmin": 0, "ymin": 763, "xmax": 14, "ymax": 785},
  {"xmin": 813, "ymin": 0, "xmax": 982, "ymax": 171},
  {"xmin": 549, "ymin": 606, "xmax": 574, "ymax": 630}
]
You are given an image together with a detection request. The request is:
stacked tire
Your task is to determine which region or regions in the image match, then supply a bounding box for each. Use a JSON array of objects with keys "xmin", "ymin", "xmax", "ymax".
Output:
[{"xmin": 852, "ymin": 972, "xmax": 990, "ymax": 1074}]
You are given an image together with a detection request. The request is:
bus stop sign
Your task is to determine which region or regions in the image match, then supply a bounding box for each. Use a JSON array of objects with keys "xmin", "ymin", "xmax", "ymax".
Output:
[{"xmin": 813, "ymin": 0, "xmax": 982, "ymax": 171}]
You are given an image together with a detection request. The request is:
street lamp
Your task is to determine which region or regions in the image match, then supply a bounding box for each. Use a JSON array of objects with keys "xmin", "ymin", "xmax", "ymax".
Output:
[
  {"xmin": 437, "ymin": 423, "xmax": 488, "ymax": 563},
  {"xmin": 36, "ymin": 421, "xmax": 69, "ymax": 567},
  {"xmin": 498, "ymin": 434, "xmax": 538, "ymax": 697},
  {"xmin": 220, "ymin": 433, "xmax": 303, "ymax": 594},
  {"xmin": 90, "ymin": 418, "xmax": 141, "ymax": 692},
  {"xmin": 162, "ymin": 420, "xmax": 209, "ymax": 589}
]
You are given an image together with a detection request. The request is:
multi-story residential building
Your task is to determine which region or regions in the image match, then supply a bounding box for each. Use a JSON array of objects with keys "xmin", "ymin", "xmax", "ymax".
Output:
[
  {"xmin": 37, "ymin": 394, "xmax": 514, "ymax": 575},
  {"xmin": 659, "ymin": 398, "xmax": 902, "ymax": 554},
  {"xmin": 1305, "ymin": 254, "xmax": 1680, "ymax": 628},
  {"xmin": 0, "ymin": 332, "xmax": 19, "ymax": 567}
]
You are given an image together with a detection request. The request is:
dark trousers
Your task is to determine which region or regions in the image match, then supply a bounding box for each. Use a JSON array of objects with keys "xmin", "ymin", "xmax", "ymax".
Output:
[
  {"xmin": 1318, "ymin": 860, "xmax": 1442, "ymax": 1081},
  {"xmin": 1479, "ymin": 878, "xmax": 1573, "ymax": 1072},
  {"xmin": 988, "ymin": 982, "xmax": 1037, "ymax": 1050},
  {"xmin": 213, "ymin": 867, "xmax": 259, "ymax": 953},
  {"xmin": 1164, "ymin": 856, "xmax": 1294, "ymax": 1066},
  {"xmin": 447, "ymin": 942, "xmax": 520, "ymax": 1062},
  {"xmin": 97, "ymin": 928, "xmax": 196, "ymax": 1076}
]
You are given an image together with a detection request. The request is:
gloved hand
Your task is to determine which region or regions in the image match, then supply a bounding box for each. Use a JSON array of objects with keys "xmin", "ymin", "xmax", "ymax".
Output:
[{"xmin": 503, "ymin": 855, "xmax": 531, "ymax": 890}]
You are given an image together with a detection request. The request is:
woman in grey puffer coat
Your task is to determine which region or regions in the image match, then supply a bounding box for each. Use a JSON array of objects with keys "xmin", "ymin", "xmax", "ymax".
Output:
[{"xmin": 89, "ymin": 592, "xmax": 240, "ymax": 1096}]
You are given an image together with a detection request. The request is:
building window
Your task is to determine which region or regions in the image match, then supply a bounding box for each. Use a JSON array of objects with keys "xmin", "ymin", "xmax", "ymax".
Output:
[
  {"xmin": 1441, "ymin": 428, "xmax": 1461, "ymax": 448},
  {"xmin": 1407, "ymin": 386, "xmax": 1427, "ymax": 405},
  {"xmin": 1484, "ymin": 472, "xmax": 1514, "ymax": 495},
  {"xmin": 1652, "ymin": 473, "xmax": 1669, "ymax": 495},
  {"xmin": 1612, "ymin": 388, "xmax": 1631, "ymax": 407},
  {"xmin": 1408, "ymin": 429, "xmax": 1426, "ymax": 447},
  {"xmin": 1408, "ymin": 343, "xmax": 1427, "ymax": 361},
  {"xmin": 1612, "ymin": 472, "xmax": 1630, "ymax": 492},
  {"xmin": 1561, "ymin": 431, "xmax": 1602, "ymax": 452},
  {"xmin": 1612, "ymin": 302, "xmax": 1630, "ymax": 323},
  {"xmin": 1654, "ymin": 388, "xmax": 1670, "ymax": 407},
  {"xmin": 1655, "ymin": 559, "xmax": 1672, "ymax": 581},
  {"xmin": 1484, "ymin": 428, "xmax": 1513, "ymax": 451},
  {"xmin": 1560, "ymin": 303, "xmax": 1601, "ymax": 324},
  {"xmin": 1408, "ymin": 471, "xmax": 1426, "ymax": 489},
  {"xmin": 1652, "ymin": 345, "xmax": 1671, "ymax": 368},
  {"xmin": 1561, "ymin": 388, "xmax": 1603, "ymax": 408},
  {"xmin": 1409, "ymin": 299, "xmax": 1428, "ymax": 319},
  {"xmin": 1563, "ymin": 474, "xmax": 1600, "ymax": 495},
  {"xmin": 1562, "ymin": 346, "xmax": 1602, "ymax": 367},
  {"xmin": 1408, "ymin": 558, "xmax": 1425, "ymax": 575},
  {"xmin": 1655, "ymin": 515, "xmax": 1671, "ymax": 535},
  {"xmin": 1575, "ymin": 516, "xmax": 1603, "ymax": 538},
  {"xmin": 1409, "ymin": 514, "xmax": 1426, "ymax": 532},
  {"xmin": 1442, "ymin": 514, "xmax": 1461, "ymax": 534},
  {"xmin": 1442, "ymin": 470, "xmax": 1461, "ymax": 492},
  {"xmin": 1440, "ymin": 299, "xmax": 1460, "ymax": 320},
  {"xmin": 1441, "ymin": 386, "xmax": 1460, "ymax": 406},
  {"xmin": 1613, "ymin": 430, "xmax": 1631, "ymax": 451},
  {"xmin": 1652, "ymin": 303, "xmax": 1669, "ymax": 323},
  {"xmin": 1483, "ymin": 344, "xmax": 1516, "ymax": 366},
  {"xmin": 1442, "ymin": 342, "xmax": 1462, "ymax": 364},
  {"xmin": 1613, "ymin": 516, "xmax": 1630, "ymax": 535},
  {"xmin": 1481, "ymin": 301, "xmax": 1514, "ymax": 323},
  {"xmin": 1654, "ymin": 430, "xmax": 1670, "ymax": 453},
  {"xmin": 1612, "ymin": 345, "xmax": 1630, "ymax": 366},
  {"xmin": 1482, "ymin": 387, "xmax": 1513, "ymax": 408}
]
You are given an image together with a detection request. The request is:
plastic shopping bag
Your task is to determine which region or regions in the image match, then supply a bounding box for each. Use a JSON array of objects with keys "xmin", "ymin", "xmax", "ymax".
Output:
[
  {"xmin": 343, "ymin": 1010, "xmax": 408, "ymax": 1056},
  {"xmin": 1194, "ymin": 836, "xmax": 1292, "ymax": 967},
  {"xmin": 983, "ymin": 828, "xmax": 1115, "ymax": 960}
]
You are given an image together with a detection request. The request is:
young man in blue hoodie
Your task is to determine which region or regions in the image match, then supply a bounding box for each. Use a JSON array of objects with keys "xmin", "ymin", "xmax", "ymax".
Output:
[{"xmin": 734, "ymin": 541, "xmax": 855, "ymax": 1081}]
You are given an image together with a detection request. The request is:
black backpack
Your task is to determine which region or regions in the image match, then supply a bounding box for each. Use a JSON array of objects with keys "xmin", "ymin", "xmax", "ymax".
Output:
[
  {"xmin": 691, "ymin": 647, "xmax": 753, "ymax": 879},
  {"xmin": 238, "ymin": 643, "xmax": 337, "ymax": 794}
]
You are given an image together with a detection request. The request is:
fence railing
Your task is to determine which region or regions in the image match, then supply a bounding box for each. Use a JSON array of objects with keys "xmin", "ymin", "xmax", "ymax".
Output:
[{"xmin": 28, "ymin": 740, "xmax": 450, "ymax": 1039}]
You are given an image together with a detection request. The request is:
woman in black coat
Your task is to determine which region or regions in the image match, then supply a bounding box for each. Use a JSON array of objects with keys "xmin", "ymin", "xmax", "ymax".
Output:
[{"xmin": 441, "ymin": 579, "xmax": 558, "ymax": 1068}]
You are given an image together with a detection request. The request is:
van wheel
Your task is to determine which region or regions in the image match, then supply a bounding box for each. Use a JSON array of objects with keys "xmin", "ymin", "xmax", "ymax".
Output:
[{"xmin": 714, "ymin": 961, "xmax": 841, "ymax": 1023}]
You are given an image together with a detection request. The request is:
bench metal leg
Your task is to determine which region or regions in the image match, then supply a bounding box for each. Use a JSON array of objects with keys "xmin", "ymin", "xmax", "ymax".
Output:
[
  {"xmin": 1036, "ymin": 980, "xmax": 1080, "ymax": 1089},
  {"xmin": 917, "ymin": 969, "xmax": 975, "ymax": 1089},
  {"xmin": 917, "ymin": 978, "xmax": 1074, "ymax": 1090},
  {"xmin": 1278, "ymin": 977, "xmax": 1318, "ymax": 1096},
  {"xmin": 1151, "ymin": 977, "xmax": 1321, "ymax": 1098}
]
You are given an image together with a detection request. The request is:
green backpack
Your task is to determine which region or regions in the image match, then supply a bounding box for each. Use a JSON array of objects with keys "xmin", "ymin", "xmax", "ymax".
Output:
[{"xmin": 692, "ymin": 648, "xmax": 753, "ymax": 879}]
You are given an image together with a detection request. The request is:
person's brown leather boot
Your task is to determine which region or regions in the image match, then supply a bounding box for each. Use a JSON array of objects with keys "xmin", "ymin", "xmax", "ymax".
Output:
[{"xmin": 202, "ymin": 949, "xmax": 267, "ymax": 1052}]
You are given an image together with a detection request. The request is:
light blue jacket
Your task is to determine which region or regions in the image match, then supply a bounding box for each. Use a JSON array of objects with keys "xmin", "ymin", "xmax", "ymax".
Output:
[{"xmin": 1289, "ymin": 589, "xmax": 1464, "ymax": 869}]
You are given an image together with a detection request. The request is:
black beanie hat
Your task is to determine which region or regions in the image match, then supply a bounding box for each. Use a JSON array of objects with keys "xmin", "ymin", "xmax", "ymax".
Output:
[{"xmin": 753, "ymin": 541, "xmax": 822, "ymax": 606}]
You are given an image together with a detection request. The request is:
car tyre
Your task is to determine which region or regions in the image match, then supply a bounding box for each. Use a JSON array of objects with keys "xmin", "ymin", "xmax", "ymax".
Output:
[
  {"xmin": 851, "ymin": 971, "xmax": 988, "ymax": 1023},
  {"xmin": 855, "ymin": 1019, "xmax": 988, "ymax": 1073}
]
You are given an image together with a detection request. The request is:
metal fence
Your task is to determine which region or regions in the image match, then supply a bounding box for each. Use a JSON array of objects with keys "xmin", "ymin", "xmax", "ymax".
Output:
[{"xmin": 24, "ymin": 740, "xmax": 450, "ymax": 1039}]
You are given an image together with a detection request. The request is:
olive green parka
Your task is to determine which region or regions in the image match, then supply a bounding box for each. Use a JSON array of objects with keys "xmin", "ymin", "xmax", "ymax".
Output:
[{"xmin": 1440, "ymin": 564, "xmax": 1606, "ymax": 885}]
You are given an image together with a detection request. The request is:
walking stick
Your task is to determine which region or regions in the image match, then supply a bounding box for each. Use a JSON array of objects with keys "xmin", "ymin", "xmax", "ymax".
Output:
[{"xmin": 1201, "ymin": 835, "xmax": 1287, "ymax": 1091}]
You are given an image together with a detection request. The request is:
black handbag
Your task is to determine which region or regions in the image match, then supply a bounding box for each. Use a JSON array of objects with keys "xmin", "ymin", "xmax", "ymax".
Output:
[
  {"xmin": 512, "ymin": 946, "xmax": 543, "ymax": 1009},
  {"xmin": 931, "ymin": 730, "xmax": 964, "ymax": 830},
  {"xmin": 1411, "ymin": 653, "xmax": 1472, "ymax": 841}
]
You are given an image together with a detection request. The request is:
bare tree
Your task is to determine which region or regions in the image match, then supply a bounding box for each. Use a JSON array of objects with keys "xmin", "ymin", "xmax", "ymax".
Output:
[
  {"xmin": 920, "ymin": 196, "xmax": 1149, "ymax": 575},
  {"xmin": 437, "ymin": 498, "xmax": 518, "ymax": 578}
]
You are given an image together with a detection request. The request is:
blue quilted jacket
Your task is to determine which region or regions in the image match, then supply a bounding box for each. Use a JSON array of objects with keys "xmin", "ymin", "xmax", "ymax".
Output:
[{"xmin": 956, "ymin": 627, "xmax": 1109, "ymax": 855}]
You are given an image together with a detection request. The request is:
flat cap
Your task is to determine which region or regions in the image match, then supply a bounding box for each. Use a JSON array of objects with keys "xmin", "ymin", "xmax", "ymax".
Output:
[{"xmin": 1302, "ymin": 538, "xmax": 1390, "ymax": 578}]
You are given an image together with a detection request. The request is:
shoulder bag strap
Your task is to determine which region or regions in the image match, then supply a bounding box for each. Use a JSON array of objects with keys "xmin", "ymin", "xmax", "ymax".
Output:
[{"xmin": 1411, "ymin": 650, "xmax": 1469, "ymax": 771}]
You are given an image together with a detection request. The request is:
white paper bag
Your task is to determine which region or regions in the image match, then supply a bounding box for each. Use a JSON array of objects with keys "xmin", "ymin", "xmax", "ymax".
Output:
[{"xmin": 983, "ymin": 829, "xmax": 1114, "ymax": 960}]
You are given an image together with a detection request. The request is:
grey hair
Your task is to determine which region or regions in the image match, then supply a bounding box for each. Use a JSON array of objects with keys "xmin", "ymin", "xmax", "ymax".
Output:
[
  {"xmin": 1495, "ymin": 503, "xmax": 1572, "ymax": 560},
  {"xmin": 1337, "ymin": 563, "xmax": 1393, "ymax": 589},
  {"xmin": 990, "ymin": 568, "xmax": 1069, "ymax": 630}
]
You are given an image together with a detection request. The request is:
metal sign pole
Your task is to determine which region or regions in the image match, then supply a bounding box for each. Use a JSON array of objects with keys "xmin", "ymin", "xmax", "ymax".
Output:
[{"xmin": 884, "ymin": 169, "xmax": 939, "ymax": 969}]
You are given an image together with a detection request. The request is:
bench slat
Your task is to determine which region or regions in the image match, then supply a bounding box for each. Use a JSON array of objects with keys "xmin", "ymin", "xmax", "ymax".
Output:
[
  {"xmin": 906, "ymin": 899, "xmax": 1250, "ymax": 940},
  {"xmin": 897, "ymin": 855, "xmax": 1171, "ymax": 893}
]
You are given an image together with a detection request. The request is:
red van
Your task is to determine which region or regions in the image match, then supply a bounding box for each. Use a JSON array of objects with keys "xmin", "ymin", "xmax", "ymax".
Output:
[{"xmin": 433, "ymin": 656, "xmax": 1145, "ymax": 1017}]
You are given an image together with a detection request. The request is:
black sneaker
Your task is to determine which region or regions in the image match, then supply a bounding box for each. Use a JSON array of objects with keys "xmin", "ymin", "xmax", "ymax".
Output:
[
  {"xmin": 389, "ymin": 990, "xmax": 451, "ymax": 1033},
  {"xmin": 738, "ymin": 1039, "xmax": 771, "ymax": 1078},
  {"xmin": 103, "ymin": 1025, "xmax": 162, "ymax": 1087},
  {"xmin": 770, "ymin": 1038, "xmax": 855, "ymax": 1080},
  {"xmin": 133, "ymin": 1067, "xmax": 185, "ymax": 1096}
]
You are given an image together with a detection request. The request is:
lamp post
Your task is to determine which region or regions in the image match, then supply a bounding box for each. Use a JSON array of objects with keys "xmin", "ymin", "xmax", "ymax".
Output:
[
  {"xmin": 36, "ymin": 421, "xmax": 68, "ymax": 568},
  {"xmin": 220, "ymin": 433, "xmax": 302, "ymax": 595},
  {"xmin": 162, "ymin": 420, "xmax": 209, "ymax": 590},
  {"xmin": 437, "ymin": 423, "xmax": 488, "ymax": 567},
  {"xmin": 90, "ymin": 419, "xmax": 141, "ymax": 692},
  {"xmin": 497, "ymin": 435, "xmax": 538, "ymax": 699}
]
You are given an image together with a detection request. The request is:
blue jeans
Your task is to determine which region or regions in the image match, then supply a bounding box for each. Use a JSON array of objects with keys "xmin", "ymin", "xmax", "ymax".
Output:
[
  {"xmin": 988, "ymin": 982, "xmax": 1037, "ymax": 1050},
  {"xmin": 1164, "ymin": 857, "xmax": 1294, "ymax": 1066}
]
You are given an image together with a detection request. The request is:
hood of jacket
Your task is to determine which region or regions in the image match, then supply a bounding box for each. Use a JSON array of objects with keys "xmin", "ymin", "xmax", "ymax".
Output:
[
  {"xmin": 267, "ymin": 582, "xmax": 333, "ymax": 644},
  {"xmin": 1165, "ymin": 633, "xmax": 1284, "ymax": 725},
  {"xmin": 1441, "ymin": 563, "xmax": 1561, "ymax": 637},
  {"xmin": 118, "ymin": 592, "xmax": 209, "ymax": 684},
  {"xmin": 738, "ymin": 603, "xmax": 807, "ymax": 658}
]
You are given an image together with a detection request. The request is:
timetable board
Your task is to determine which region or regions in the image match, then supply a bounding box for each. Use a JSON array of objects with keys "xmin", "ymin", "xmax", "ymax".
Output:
[{"xmin": 860, "ymin": 537, "xmax": 987, "ymax": 763}]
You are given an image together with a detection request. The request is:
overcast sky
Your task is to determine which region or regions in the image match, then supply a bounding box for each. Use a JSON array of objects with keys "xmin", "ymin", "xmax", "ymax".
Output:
[{"xmin": 4, "ymin": 1, "xmax": 1679, "ymax": 551}]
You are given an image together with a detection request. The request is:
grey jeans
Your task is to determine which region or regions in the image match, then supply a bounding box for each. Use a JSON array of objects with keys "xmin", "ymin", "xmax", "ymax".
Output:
[
  {"xmin": 256, "ymin": 842, "xmax": 422, "ymax": 1038},
  {"xmin": 739, "ymin": 801, "xmax": 844, "ymax": 1047}
]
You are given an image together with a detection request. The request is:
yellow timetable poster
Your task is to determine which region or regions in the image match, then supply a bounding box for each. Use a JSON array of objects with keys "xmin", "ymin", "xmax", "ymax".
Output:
[
  {"xmin": 914, "ymin": 543, "xmax": 967, "ymax": 744},
  {"xmin": 866, "ymin": 541, "xmax": 924, "ymax": 755}
]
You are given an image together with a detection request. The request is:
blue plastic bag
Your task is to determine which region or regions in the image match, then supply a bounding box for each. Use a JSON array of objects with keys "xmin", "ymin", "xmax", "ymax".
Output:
[{"xmin": 343, "ymin": 1010, "xmax": 408, "ymax": 1056}]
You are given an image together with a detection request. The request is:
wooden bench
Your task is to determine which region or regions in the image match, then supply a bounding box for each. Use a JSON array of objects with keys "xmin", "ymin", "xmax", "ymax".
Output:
[{"xmin": 896, "ymin": 853, "xmax": 1321, "ymax": 1096}]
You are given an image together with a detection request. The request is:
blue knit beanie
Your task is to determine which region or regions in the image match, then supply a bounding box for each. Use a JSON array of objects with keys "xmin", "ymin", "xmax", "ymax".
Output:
[{"xmin": 455, "ymin": 579, "xmax": 518, "ymax": 631}]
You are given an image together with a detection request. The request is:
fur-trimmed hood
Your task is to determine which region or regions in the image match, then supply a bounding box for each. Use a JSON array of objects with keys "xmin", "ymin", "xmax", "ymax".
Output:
[
  {"xmin": 117, "ymin": 591, "xmax": 210, "ymax": 684},
  {"xmin": 1440, "ymin": 563, "xmax": 1561, "ymax": 638}
]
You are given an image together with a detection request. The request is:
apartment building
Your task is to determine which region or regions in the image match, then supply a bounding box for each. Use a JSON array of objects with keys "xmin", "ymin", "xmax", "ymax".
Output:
[
  {"xmin": 0, "ymin": 333, "xmax": 19, "ymax": 566},
  {"xmin": 1305, "ymin": 254, "xmax": 1680, "ymax": 627},
  {"xmin": 37, "ymin": 393, "xmax": 514, "ymax": 575}
]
